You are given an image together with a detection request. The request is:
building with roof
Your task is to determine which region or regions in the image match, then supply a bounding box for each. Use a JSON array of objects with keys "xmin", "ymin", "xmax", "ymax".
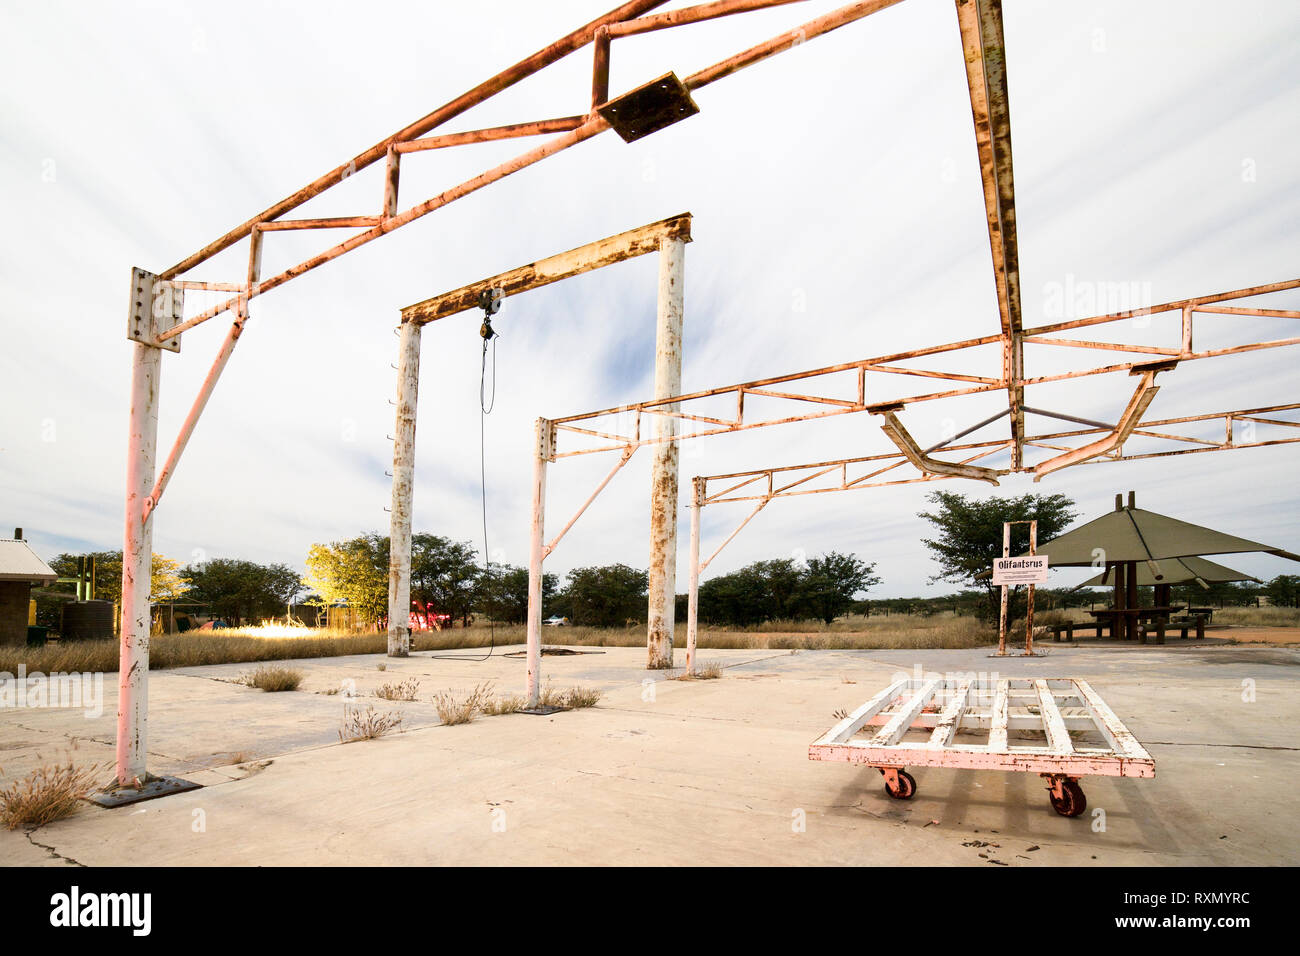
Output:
[{"xmin": 0, "ymin": 529, "xmax": 57, "ymax": 646}]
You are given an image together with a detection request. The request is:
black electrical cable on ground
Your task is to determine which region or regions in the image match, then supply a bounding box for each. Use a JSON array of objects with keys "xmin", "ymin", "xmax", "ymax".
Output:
[{"xmin": 433, "ymin": 324, "xmax": 499, "ymax": 662}]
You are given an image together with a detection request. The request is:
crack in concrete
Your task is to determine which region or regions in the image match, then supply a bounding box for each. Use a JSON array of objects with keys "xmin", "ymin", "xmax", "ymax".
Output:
[
  {"xmin": 1146, "ymin": 741, "xmax": 1299, "ymax": 751},
  {"xmin": 25, "ymin": 829, "xmax": 86, "ymax": 867}
]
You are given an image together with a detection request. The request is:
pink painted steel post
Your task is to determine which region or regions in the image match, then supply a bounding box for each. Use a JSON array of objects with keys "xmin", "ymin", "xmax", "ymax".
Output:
[
  {"xmin": 996, "ymin": 521, "xmax": 1010, "ymax": 656},
  {"xmin": 117, "ymin": 340, "xmax": 161, "ymax": 787},
  {"xmin": 646, "ymin": 237, "xmax": 685, "ymax": 669},
  {"xmin": 387, "ymin": 318, "xmax": 422, "ymax": 657},
  {"xmin": 526, "ymin": 419, "xmax": 553, "ymax": 705},
  {"xmin": 685, "ymin": 476, "xmax": 703, "ymax": 674}
]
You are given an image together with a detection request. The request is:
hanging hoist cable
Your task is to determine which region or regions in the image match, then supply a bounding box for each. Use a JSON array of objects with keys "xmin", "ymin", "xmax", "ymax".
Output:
[{"xmin": 437, "ymin": 288, "xmax": 503, "ymax": 662}]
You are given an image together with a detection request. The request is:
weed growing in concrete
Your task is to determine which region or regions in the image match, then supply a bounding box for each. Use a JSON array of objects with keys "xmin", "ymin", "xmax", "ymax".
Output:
[
  {"xmin": 374, "ymin": 677, "xmax": 420, "ymax": 701},
  {"xmin": 338, "ymin": 705, "xmax": 402, "ymax": 742},
  {"xmin": 434, "ymin": 683, "xmax": 494, "ymax": 725},
  {"xmin": 240, "ymin": 664, "xmax": 304, "ymax": 692},
  {"xmin": 676, "ymin": 661, "xmax": 723, "ymax": 680},
  {"xmin": 481, "ymin": 693, "xmax": 527, "ymax": 716},
  {"xmin": 562, "ymin": 685, "xmax": 602, "ymax": 709},
  {"xmin": 0, "ymin": 760, "xmax": 101, "ymax": 830}
]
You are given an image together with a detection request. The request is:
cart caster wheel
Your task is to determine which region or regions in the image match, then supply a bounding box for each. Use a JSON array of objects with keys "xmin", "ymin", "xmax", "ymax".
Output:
[
  {"xmin": 1048, "ymin": 778, "xmax": 1086, "ymax": 817},
  {"xmin": 881, "ymin": 769, "xmax": 916, "ymax": 800}
]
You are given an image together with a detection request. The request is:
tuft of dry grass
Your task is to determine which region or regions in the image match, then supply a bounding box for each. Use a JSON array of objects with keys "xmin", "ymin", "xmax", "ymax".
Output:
[
  {"xmin": 0, "ymin": 761, "xmax": 102, "ymax": 830},
  {"xmin": 434, "ymin": 683, "xmax": 494, "ymax": 726},
  {"xmin": 481, "ymin": 693, "xmax": 527, "ymax": 716},
  {"xmin": 338, "ymin": 705, "xmax": 402, "ymax": 742},
  {"xmin": 536, "ymin": 682, "xmax": 602, "ymax": 710},
  {"xmin": 374, "ymin": 677, "xmax": 420, "ymax": 701},
  {"xmin": 677, "ymin": 660, "xmax": 723, "ymax": 680},
  {"xmin": 239, "ymin": 664, "xmax": 304, "ymax": 692},
  {"xmin": 561, "ymin": 685, "xmax": 602, "ymax": 709}
]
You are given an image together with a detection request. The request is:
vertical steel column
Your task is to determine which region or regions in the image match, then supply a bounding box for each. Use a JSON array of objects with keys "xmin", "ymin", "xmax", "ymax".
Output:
[
  {"xmin": 526, "ymin": 418, "xmax": 554, "ymax": 706},
  {"xmin": 685, "ymin": 476, "xmax": 703, "ymax": 674},
  {"xmin": 996, "ymin": 521, "xmax": 1010, "ymax": 656},
  {"xmin": 1024, "ymin": 518, "xmax": 1037, "ymax": 655},
  {"xmin": 117, "ymin": 341, "xmax": 161, "ymax": 787},
  {"xmin": 1113, "ymin": 561, "xmax": 1127, "ymax": 640},
  {"xmin": 647, "ymin": 237, "xmax": 685, "ymax": 669},
  {"xmin": 387, "ymin": 318, "xmax": 422, "ymax": 657}
]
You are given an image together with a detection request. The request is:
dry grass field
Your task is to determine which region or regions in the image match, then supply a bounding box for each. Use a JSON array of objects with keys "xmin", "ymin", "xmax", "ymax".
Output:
[{"xmin": 8, "ymin": 606, "xmax": 1294, "ymax": 674}]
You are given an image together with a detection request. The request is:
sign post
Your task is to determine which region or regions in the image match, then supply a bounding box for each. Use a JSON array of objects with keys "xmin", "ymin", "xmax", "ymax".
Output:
[{"xmin": 993, "ymin": 519, "xmax": 1047, "ymax": 656}]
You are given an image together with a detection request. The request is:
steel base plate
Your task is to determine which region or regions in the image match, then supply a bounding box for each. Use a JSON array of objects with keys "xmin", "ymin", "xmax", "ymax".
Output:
[{"xmin": 86, "ymin": 775, "xmax": 202, "ymax": 808}]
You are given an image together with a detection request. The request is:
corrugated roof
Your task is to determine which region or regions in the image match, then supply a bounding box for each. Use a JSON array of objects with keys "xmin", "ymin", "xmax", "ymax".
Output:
[{"xmin": 0, "ymin": 539, "xmax": 57, "ymax": 583}]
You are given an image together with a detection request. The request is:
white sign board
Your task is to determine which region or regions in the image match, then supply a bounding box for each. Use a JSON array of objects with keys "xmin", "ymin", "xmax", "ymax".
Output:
[{"xmin": 992, "ymin": 555, "xmax": 1049, "ymax": 585}]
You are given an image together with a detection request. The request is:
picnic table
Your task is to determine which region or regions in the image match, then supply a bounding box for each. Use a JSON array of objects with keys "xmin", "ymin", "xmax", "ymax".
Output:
[{"xmin": 1048, "ymin": 607, "xmax": 1206, "ymax": 643}]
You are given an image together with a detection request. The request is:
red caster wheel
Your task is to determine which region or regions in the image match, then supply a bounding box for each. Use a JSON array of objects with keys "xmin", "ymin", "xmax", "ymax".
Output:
[
  {"xmin": 1046, "ymin": 776, "xmax": 1087, "ymax": 817},
  {"xmin": 879, "ymin": 767, "xmax": 916, "ymax": 800}
]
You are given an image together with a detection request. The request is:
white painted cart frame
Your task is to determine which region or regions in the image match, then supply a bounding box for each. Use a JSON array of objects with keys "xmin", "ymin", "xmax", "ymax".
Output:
[{"xmin": 809, "ymin": 677, "xmax": 1154, "ymax": 816}]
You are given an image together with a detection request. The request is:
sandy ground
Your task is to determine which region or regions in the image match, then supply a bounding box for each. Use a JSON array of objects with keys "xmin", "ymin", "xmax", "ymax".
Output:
[
  {"xmin": 2, "ymin": 642, "xmax": 1296, "ymax": 866},
  {"xmin": 1215, "ymin": 626, "xmax": 1300, "ymax": 645}
]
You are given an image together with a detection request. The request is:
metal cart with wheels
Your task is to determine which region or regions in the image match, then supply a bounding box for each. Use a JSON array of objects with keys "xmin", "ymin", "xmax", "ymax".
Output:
[{"xmin": 809, "ymin": 677, "xmax": 1154, "ymax": 816}]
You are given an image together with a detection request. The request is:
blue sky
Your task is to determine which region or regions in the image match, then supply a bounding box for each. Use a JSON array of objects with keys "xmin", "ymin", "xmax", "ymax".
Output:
[{"xmin": 2, "ymin": 0, "xmax": 1298, "ymax": 598}]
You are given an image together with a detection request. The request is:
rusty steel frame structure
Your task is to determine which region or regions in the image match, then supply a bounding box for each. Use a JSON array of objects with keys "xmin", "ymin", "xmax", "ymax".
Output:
[
  {"xmin": 548, "ymin": 283, "xmax": 1300, "ymax": 671},
  {"xmin": 394, "ymin": 213, "xmax": 693, "ymax": 706},
  {"xmin": 114, "ymin": 0, "xmax": 917, "ymax": 787},
  {"xmin": 110, "ymin": 0, "xmax": 1297, "ymax": 794}
]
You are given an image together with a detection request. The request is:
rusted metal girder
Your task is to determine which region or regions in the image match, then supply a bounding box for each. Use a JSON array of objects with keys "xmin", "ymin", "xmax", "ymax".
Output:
[
  {"xmin": 547, "ymin": 276, "xmax": 1298, "ymax": 466},
  {"xmin": 154, "ymin": 0, "xmax": 901, "ymax": 342},
  {"xmin": 880, "ymin": 411, "xmax": 1003, "ymax": 484},
  {"xmin": 955, "ymin": 0, "xmax": 1024, "ymax": 469},
  {"xmin": 1032, "ymin": 367, "xmax": 1163, "ymax": 479},
  {"xmin": 402, "ymin": 213, "xmax": 692, "ymax": 324}
]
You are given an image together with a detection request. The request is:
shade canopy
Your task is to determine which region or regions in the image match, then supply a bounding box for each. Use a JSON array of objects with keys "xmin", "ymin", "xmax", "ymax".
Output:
[
  {"xmin": 1020, "ymin": 506, "xmax": 1296, "ymax": 568},
  {"xmin": 1079, "ymin": 555, "xmax": 1260, "ymax": 588}
]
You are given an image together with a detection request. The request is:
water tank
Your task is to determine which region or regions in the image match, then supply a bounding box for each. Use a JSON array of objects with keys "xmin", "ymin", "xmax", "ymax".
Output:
[{"xmin": 61, "ymin": 600, "xmax": 115, "ymax": 641}]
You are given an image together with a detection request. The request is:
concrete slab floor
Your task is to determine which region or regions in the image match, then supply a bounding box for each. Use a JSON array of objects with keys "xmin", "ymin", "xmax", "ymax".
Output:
[{"xmin": 2, "ymin": 643, "xmax": 1296, "ymax": 866}]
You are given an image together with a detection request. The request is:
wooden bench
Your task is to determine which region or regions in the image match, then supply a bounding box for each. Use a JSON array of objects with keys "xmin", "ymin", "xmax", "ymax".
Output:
[
  {"xmin": 1050, "ymin": 622, "xmax": 1103, "ymax": 642},
  {"xmin": 1137, "ymin": 614, "xmax": 1207, "ymax": 644}
]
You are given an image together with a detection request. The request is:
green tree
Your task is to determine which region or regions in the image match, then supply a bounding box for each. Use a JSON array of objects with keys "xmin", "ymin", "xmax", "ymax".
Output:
[
  {"xmin": 184, "ymin": 559, "xmax": 303, "ymax": 624},
  {"xmin": 303, "ymin": 533, "xmax": 389, "ymax": 626},
  {"xmin": 46, "ymin": 550, "xmax": 189, "ymax": 604},
  {"xmin": 918, "ymin": 490, "xmax": 1077, "ymax": 623},
  {"xmin": 1265, "ymin": 575, "xmax": 1300, "ymax": 608},
  {"xmin": 475, "ymin": 564, "xmax": 558, "ymax": 625},
  {"xmin": 796, "ymin": 552, "xmax": 881, "ymax": 624},
  {"xmin": 564, "ymin": 564, "xmax": 648, "ymax": 627},
  {"xmin": 410, "ymin": 534, "xmax": 480, "ymax": 626},
  {"xmin": 698, "ymin": 564, "xmax": 771, "ymax": 627}
]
